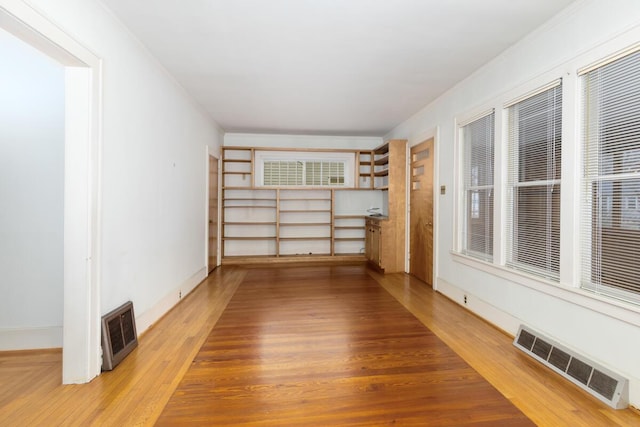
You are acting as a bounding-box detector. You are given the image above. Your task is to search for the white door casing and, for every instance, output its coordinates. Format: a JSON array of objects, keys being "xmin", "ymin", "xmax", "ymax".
[{"xmin": 0, "ymin": 0, "xmax": 102, "ymax": 384}]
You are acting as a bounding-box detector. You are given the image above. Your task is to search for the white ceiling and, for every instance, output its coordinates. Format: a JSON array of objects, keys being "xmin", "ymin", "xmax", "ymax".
[{"xmin": 101, "ymin": 0, "xmax": 576, "ymax": 136}]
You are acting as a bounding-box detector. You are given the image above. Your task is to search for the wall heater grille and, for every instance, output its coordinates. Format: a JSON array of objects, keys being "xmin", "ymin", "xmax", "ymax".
[
  {"xmin": 513, "ymin": 325, "xmax": 628, "ymax": 409},
  {"xmin": 101, "ymin": 301, "xmax": 138, "ymax": 371}
]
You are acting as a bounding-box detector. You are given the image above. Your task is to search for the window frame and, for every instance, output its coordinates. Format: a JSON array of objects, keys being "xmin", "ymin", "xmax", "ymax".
[
  {"xmin": 579, "ymin": 46, "xmax": 640, "ymax": 305},
  {"xmin": 505, "ymin": 80, "xmax": 563, "ymax": 281},
  {"xmin": 457, "ymin": 110, "xmax": 496, "ymax": 261},
  {"xmin": 254, "ymin": 150, "xmax": 355, "ymax": 188},
  {"xmin": 450, "ymin": 39, "xmax": 640, "ymax": 326}
]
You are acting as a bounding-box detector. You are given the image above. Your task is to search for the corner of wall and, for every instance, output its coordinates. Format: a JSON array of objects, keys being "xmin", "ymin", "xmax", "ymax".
[
  {"xmin": 436, "ymin": 277, "xmax": 521, "ymax": 336},
  {"xmin": 135, "ymin": 266, "xmax": 208, "ymax": 334}
]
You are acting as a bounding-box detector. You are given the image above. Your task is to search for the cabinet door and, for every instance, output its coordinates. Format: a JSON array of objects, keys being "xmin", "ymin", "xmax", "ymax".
[
  {"xmin": 371, "ymin": 225, "xmax": 381, "ymax": 267},
  {"xmin": 365, "ymin": 220, "xmax": 373, "ymax": 261}
]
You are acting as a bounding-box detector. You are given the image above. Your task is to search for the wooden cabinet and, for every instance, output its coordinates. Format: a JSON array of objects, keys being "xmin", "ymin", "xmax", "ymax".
[
  {"xmin": 365, "ymin": 218, "xmax": 382, "ymax": 268},
  {"xmin": 364, "ymin": 139, "xmax": 407, "ymax": 273}
]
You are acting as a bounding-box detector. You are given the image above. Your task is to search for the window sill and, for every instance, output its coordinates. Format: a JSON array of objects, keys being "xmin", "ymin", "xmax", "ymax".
[{"xmin": 450, "ymin": 251, "xmax": 640, "ymax": 328}]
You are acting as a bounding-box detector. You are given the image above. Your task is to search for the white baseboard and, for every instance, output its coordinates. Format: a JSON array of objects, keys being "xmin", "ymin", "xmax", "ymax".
[
  {"xmin": 436, "ymin": 277, "xmax": 521, "ymax": 336},
  {"xmin": 0, "ymin": 326, "xmax": 62, "ymax": 350},
  {"xmin": 135, "ymin": 266, "xmax": 208, "ymax": 334}
]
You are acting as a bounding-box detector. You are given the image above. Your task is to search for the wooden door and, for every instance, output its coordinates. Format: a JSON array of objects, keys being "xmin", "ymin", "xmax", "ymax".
[
  {"xmin": 409, "ymin": 139, "xmax": 434, "ymax": 285},
  {"xmin": 208, "ymin": 155, "xmax": 219, "ymax": 273}
]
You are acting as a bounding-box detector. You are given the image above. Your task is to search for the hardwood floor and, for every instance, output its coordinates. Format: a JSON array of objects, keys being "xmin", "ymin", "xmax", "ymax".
[
  {"xmin": 157, "ymin": 266, "xmax": 531, "ymax": 426},
  {"xmin": 0, "ymin": 264, "xmax": 638, "ymax": 426}
]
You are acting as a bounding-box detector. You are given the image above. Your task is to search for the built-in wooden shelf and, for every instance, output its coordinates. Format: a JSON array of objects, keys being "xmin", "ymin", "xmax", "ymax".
[
  {"xmin": 279, "ymin": 209, "xmax": 331, "ymax": 213},
  {"xmin": 224, "ymin": 205, "xmax": 276, "ymax": 209},
  {"xmin": 222, "ymin": 146, "xmax": 384, "ymax": 262},
  {"xmin": 277, "ymin": 252, "xmax": 332, "ymax": 257},
  {"xmin": 374, "ymin": 156, "xmax": 389, "ymax": 165},
  {"xmin": 224, "ymin": 222, "xmax": 277, "ymax": 225},
  {"xmin": 280, "ymin": 198, "xmax": 331, "ymax": 201},
  {"xmin": 280, "ymin": 222, "xmax": 331, "ymax": 226},
  {"xmin": 224, "ymin": 198, "xmax": 276, "ymax": 201},
  {"xmin": 374, "ymin": 169, "xmax": 389, "ymax": 177},
  {"xmin": 374, "ymin": 144, "xmax": 390, "ymax": 155},
  {"xmin": 222, "ymin": 236, "xmax": 276, "ymax": 241},
  {"xmin": 279, "ymin": 237, "xmax": 331, "ymax": 241}
]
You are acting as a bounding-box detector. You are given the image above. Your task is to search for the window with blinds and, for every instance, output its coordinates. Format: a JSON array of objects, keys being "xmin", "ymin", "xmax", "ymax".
[
  {"xmin": 581, "ymin": 48, "xmax": 640, "ymax": 303},
  {"xmin": 305, "ymin": 161, "xmax": 344, "ymax": 186},
  {"xmin": 264, "ymin": 161, "xmax": 303, "ymax": 186},
  {"xmin": 506, "ymin": 82, "xmax": 562, "ymax": 280},
  {"xmin": 461, "ymin": 112, "xmax": 494, "ymax": 260},
  {"xmin": 263, "ymin": 160, "xmax": 345, "ymax": 186}
]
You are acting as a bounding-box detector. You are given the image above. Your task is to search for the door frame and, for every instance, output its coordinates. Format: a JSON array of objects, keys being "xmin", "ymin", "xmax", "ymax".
[
  {"xmin": 405, "ymin": 127, "xmax": 439, "ymax": 289},
  {"xmin": 207, "ymin": 150, "xmax": 220, "ymax": 271},
  {"xmin": 1, "ymin": 1, "xmax": 103, "ymax": 383}
]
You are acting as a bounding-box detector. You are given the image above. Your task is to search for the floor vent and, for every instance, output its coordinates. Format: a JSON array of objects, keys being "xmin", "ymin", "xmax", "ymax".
[
  {"xmin": 514, "ymin": 325, "xmax": 628, "ymax": 409},
  {"xmin": 101, "ymin": 301, "xmax": 138, "ymax": 371}
]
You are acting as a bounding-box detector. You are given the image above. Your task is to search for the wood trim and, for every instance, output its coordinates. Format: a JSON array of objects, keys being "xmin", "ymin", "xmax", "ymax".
[{"xmin": 222, "ymin": 255, "xmax": 366, "ymax": 265}]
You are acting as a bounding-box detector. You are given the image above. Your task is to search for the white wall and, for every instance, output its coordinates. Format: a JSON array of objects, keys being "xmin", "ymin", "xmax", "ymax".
[
  {"xmin": 385, "ymin": 0, "xmax": 640, "ymax": 406},
  {"xmin": 225, "ymin": 132, "xmax": 382, "ymax": 150},
  {"xmin": 20, "ymin": 0, "xmax": 224, "ymax": 336},
  {"xmin": 0, "ymin": 28, "xmax": 65, "ymax": 349}
]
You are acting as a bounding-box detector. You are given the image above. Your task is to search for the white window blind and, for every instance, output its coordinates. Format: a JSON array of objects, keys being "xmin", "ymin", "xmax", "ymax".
[
  {"xmin": 581, "ymin": 48, "xmax": 640, "ymax": 303},
  {"xmin": 305, "ymin": 161, "xmax": 345, "ymax": 186},
  {"xmin": 263, "ymin": 160, "xmax": 345, "ymax": 186},
  {"xmin": 506, "ymin": 82, "xmax": 562, "ymax": 280},
  {"xmin": 264, "ymin": 161, "xmax": 303, "ymax": 186},
  {"xmin": 461, "ymin": 112, "xmax": 494, "ymax": 260}
]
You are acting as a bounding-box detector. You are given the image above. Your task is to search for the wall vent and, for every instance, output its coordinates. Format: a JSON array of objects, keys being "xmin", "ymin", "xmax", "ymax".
[
  {"xmin": 101, "ymin": 301, "xmax": 138, "ymax": 371},
  {"xmin": 513, "ymin": 325, "xmax": 628, "ymax": 409}
]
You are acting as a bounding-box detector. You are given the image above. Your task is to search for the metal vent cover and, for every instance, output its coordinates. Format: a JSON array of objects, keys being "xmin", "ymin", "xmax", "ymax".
[
  {"xmin": 101, "ymin": 301, "xmax": 138, "ymax": 371},
  {"xmin": 514, "ymin": 325, "xmax": 628, "ymax": 409}
]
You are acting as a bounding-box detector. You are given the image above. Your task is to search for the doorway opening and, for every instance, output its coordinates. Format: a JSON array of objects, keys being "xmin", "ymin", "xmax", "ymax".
[
  {"xmin": 208, "ymin": 154, "xmax": 219, "ymax": 272},
  {"xmin": 0, "ymin": 4, "xmax": 102, "ymax": 383}
]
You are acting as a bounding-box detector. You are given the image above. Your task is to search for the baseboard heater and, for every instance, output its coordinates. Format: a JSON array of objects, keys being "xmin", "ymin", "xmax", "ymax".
[
  {"xmin": 101, "ymin": 301, "xmax": 138, "ymax": 371},
  {"xmin": 513, "ymin": 325, "xmax": 628, "ymax": 409}
]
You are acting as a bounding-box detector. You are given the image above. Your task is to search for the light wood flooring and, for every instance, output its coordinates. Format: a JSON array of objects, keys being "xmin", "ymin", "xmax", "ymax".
[{"xmin": 0, "ymin": 264, "xmax": 639, "ymax": 426}]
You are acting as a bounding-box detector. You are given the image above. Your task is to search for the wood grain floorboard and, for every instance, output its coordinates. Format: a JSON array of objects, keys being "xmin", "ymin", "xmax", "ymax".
[
  {"xmin": 156, "ymin": 266, "xmax": 533, "ymax": 426},
  {"xmin": 0, "ymin": 266, "xmax": 245, "ymax": 426},
  {"xmin": 1, "ymin": 265, "xmax": 639, "ymax": 426}
]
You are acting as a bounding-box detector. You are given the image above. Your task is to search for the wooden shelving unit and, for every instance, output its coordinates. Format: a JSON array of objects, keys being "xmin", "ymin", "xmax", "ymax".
[
  {"xmin": 333, "ymin": 214, "xmax": 366, "ymax": 256},
  {"xmin": 221, "ymin": 146, "xmax": 384, "ymax": 263},
  {"xmin": 364, "ymin": 139, "xmax": 407, "ymax": 273},
  {"xmin": 357, "ymin": 150, "xmax": 374, "ymax": 189},
  {"xmin": 373, "ymin": 143, "xmax": 390, "ymax": 190},
  {"xmin": 277, "ymin": 189, "xmax": 332, "ymax": 256}
]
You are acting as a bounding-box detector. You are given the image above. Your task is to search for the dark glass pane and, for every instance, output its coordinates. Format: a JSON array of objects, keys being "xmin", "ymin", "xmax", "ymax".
[
  {"xmin": 516, "ymin": 87, "xmax": 562, "ymax": 182},
  {"xmin": 513, "ymin": 185, "xmax": 560, "ymax": 274},
  {"xmin": 467, "ymin": 189, "xmax": 493, "ymax": 255}
]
